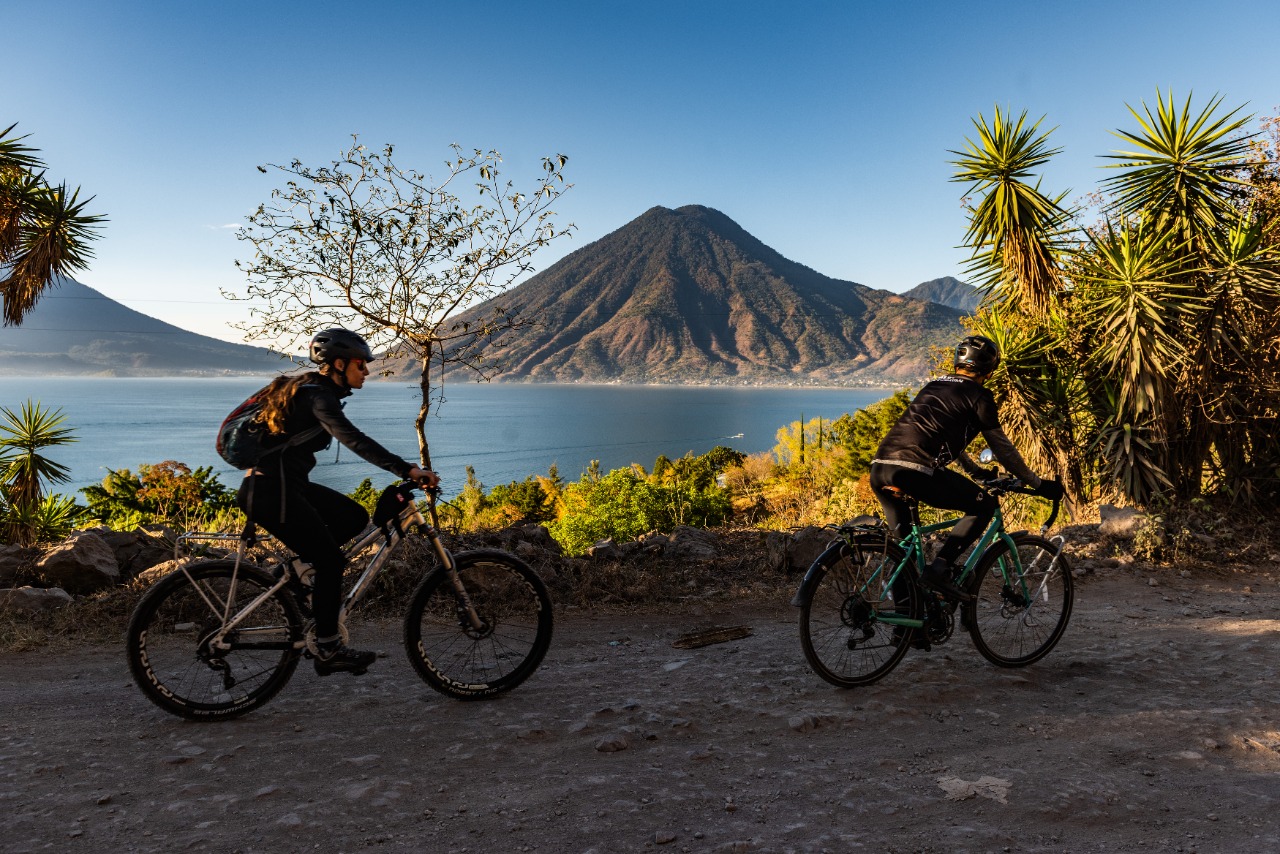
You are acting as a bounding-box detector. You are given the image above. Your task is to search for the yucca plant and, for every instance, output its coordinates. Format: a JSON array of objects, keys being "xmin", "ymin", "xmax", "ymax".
[
  {"xmin": 954, "ymin": 92, "xmax": 1280, "ymax": 507},
  {"xmin": 950, "ymin": 107, "xmax": 1074, "ymax": 315},
  {"xmin": 0, "ymin": 123, "xmax": 105, "ymax": 326},
  {"xmin": 0, "ymin": 400, "xmax": 79, "ymax": 545}
]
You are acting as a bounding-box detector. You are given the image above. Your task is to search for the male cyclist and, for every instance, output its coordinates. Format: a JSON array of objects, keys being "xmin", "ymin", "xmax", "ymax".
[{"xmin": 869, "ymin": 335, "xmax": 1064, "ymax": 602}]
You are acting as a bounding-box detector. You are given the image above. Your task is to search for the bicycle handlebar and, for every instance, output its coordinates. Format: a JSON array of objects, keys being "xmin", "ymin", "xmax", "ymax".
[{"xmin": 977, "ymin": 476, "xmax": 1061, "ymax": 530}]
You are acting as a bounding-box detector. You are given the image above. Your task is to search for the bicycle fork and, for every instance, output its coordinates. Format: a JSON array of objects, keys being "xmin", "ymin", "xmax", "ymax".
[{"xmin": 428, "ymin": 536, "xmax": 489, "ymax": 634}]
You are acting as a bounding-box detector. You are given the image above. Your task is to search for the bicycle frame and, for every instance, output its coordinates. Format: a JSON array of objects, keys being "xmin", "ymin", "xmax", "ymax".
[
  {"xmin": 182, "ymin": 487, "xmax": 488, "ymax": 654},
  {"xmin": 832, "ymin": 500, "xmax": 1038, "ymax": 634}
]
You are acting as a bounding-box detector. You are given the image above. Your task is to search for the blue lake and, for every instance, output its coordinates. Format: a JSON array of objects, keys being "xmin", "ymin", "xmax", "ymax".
[{"xmin": 0, "ymin": 378, "xmax": 893, "ymax": 496}]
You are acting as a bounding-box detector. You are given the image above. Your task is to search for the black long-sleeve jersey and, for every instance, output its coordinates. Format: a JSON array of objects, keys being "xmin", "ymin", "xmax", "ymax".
[
  {"xmin": 264, "ymin": 375, "xmax": 415, "ymax": 483},
  {"xmin": 872, "ymin": 375, "xmax": 1039, "ymax": 484}
]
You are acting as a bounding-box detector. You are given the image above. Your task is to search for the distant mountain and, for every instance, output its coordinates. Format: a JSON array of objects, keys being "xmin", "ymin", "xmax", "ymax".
[
  {"xmin": 0, "ymin": 277, "xmax": 295, "ymax": 376},
  {"xmin": 381, "ymin": 205, "xmax": 965, "ymax": 385},
  {"xmin": 902, "ymin": 277, "xmax": 981, "ymax": 313}
]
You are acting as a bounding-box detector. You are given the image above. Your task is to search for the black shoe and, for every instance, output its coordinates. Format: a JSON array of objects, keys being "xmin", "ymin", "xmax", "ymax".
[
  {"xmin": 314, "ymin": 643, "xmax": 377, "ymax": 676},
  {"xmin": 920, "ymin": 559, "xmax": 973, "ymax": 603}
]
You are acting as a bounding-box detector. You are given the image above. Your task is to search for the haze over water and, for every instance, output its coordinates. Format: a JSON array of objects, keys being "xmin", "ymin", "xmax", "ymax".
[{"xmin": 0, "ymin": 379, "xmax": 892, "ymax": 496}]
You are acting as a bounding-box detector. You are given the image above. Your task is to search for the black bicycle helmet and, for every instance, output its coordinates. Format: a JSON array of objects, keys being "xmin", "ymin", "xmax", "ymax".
[
  {"xmin": 954, "ymin": 335, "xmax": 1000, "ymax": 375},
  {"xmin": 309, "ymin": 328, "xmax": 374, "ymax": 366}
]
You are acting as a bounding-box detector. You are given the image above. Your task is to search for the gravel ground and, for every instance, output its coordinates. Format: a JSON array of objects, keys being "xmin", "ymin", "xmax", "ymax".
[{"xmin": 2, "ymin": 569, "xmax": 1279, "ymax": 853}]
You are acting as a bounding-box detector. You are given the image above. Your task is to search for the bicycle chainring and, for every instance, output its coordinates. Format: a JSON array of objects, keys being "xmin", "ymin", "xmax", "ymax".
[
  {"xmin": 302, "ymin": 621, "xmax": 349, "ymax": 658},
  {"xmin": 925, "ymin": 602, "xmax": 955, "ymax": 645}
]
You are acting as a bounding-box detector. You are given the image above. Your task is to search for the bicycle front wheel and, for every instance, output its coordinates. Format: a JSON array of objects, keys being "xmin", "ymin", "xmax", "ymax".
[
  {"xmin": 403, "ymin": 549, "xmax": 553, "ymax": 700},
  {"xmin": 965, "ymin": 535, "xmax": 1073, "ymax": 667},
  {"xmin": 125, "ymin": 560, "xmax": 303, "ymax": 720},
  {"xmin": 799, "ymin": 538, "xmax": 918, "ymax": 688}
]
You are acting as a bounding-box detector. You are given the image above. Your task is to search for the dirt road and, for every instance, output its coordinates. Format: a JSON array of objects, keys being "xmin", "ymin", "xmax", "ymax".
[{"xmin": 3, "ymin": 570, "xmax": 1278, "ymax": 853}]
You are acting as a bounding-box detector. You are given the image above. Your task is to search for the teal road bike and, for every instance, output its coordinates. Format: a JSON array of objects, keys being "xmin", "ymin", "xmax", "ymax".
[{"xmin": 795, "ymin": 470, "xmax": 1073, "ymax": 688}]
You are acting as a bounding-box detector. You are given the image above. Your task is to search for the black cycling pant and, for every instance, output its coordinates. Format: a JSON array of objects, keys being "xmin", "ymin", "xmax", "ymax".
[
  {"xmin": 869, "ymin": 463, "xmax": 995, "ymax": 566},
  {"xmin": 237, "ymin": 475, "xmax": 369, "ymax": 639}
]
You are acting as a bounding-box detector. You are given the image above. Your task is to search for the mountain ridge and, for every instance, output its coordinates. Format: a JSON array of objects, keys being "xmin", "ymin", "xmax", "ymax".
[
  {"xmin": 0, "ymin": 277, "xmax": 294, "ymax": 376},
  {"xmin": 380, "ymin": 205, "xmax": 968, "ymax": 385}
]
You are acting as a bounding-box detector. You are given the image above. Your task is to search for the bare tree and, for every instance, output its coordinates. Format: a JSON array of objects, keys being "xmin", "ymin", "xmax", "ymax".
[{"xmin": 230, "ymin": 138, "xmax": 573, "ymax": 468}]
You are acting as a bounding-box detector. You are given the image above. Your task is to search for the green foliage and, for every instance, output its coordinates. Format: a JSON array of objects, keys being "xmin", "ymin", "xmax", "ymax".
[
  {"xmin": 549, "ymin": 464, "xmax": 732, "ymax": 556},
  {"xmin": 442, "ymin": 465, "xmax": 559, "ymax": 533},
  {"xmin": 0, "ymin": 400, "xmax": 82, "ymax": 545},
  {"xmin": 81, "ymin": 461, "xmax": 237, "ymax": 531},
  {"xmin": 347, "ymin": 478, "xmax": 382, "ymax": 516},
  {"xmin": 0, "ymin": 123, "xmax": 105, "ymax": 325},
  {"xmin": 832, "ymin": 390, "xmax": 913, "ymax": 481}
]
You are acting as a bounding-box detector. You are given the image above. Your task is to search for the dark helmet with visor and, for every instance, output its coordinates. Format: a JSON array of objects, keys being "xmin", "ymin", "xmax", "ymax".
[
  {"xmin": 954, "ymin": 335, "xmax": 1000, "ymax": 375},
  {"xmin": 309, "ymin": 328, "xmax": 374, "ymax": 366}
]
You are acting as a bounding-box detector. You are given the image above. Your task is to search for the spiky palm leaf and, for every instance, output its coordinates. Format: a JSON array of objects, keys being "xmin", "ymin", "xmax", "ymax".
[
  {"xmin": 1074, "ymin": 219, "xmax": 1196, "ymax": 423},
  {"xmin": 0, "ymin": 124, "xmax": 105, "ymax": 326},
  {"xmin": 1102, "ymin": 92, "xmax": 1254, "ymax": 252},
  {"xmin": 950, "ymin": 107, "xmax": 1073, "ymax": 314},
  {"xmin": 1091, "ymin": 394, "xmax": 1174, "ymax": 505},
  {"xmin": 1, "ymin": 183, "xmax": 104, "ymax": 325}
]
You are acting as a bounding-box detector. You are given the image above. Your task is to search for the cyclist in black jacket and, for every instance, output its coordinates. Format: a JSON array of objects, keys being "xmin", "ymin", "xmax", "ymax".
[
  {"xmin": 870, "ymin": 335, "xmax": 1064, "ymax": 602},
  {"xmin": 238, "ymin": 328, "xmax": 437, "ymax": 675}
]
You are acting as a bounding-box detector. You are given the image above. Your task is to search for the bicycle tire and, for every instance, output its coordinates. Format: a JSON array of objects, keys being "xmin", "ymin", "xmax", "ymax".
[
  {"xmin": 799, "ymin": 537, "xmax": 919, "ymax": 688},
  {"xmin": 403, "ymin": 549, "xmax": 553, "ymax": 700},
  {"xmin": 964, "ymin": 534, "xmax": 1073, "ymax": 667},
  {"xmin": 126, "ymin": 560, "xmax": 303, "ymax": 720}
]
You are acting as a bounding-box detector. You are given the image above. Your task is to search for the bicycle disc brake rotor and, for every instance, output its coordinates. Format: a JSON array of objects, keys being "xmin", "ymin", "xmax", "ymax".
[{"xmin": 999, "ymin": 584, "xmax": 1031, "ymax": 619}]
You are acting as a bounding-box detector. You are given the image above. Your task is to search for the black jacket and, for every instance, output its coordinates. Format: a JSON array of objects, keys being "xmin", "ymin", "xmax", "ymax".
[
  {"xmin": 873, "ymin": 375, "xmax": 1039, "ymax": 485},
  {"xmin": 264, "ymin": 376, "xmax": 415, "ymax": 483}
]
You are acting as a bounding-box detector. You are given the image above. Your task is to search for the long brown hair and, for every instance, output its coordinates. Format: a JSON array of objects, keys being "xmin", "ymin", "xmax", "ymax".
[{"xmin": 256, "ymin": 369, "xmax": 333, "ymax": 433}]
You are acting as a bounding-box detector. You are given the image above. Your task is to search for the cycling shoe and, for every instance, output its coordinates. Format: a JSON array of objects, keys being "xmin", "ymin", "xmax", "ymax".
[{"xmin": 314, "ymin": 643, "xmax": 377, "ymax": 676}]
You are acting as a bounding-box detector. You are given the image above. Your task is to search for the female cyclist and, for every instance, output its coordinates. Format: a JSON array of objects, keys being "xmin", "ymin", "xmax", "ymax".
[{"xmin": 238, "ymin": 328, "xmax": 437, "ymax": 675}]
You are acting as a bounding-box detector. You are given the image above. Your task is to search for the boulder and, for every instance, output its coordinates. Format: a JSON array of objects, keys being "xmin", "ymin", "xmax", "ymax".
[
  {"xmin": 587, "ymin": 538, "xmax": 621, "ymax": 560},
  {"xmin": 667, "ymin": 526, "xmax": 719, "ymax": 561},
  {"xmin": 788, "ymin": 526, "xmax": 832, "ymax": 573},
  {"xmin": 638, "ymin": 531, "xmax": 670, "ymax": 555},
  {"xmin": 33, "ymin": 531, "xmax": 120, "ymax": 593},
  {"xmin": 515, "ymin": 523, "xmax": 563, "ymax": 555},
  {"xmin": 84, "ymin": 527, "xmax": 174, "ymax": 581},
  {"xmin": 1098, "ymin": 505, "xmax": 1145, "ymax": 539},
  {"xmin": 762, "ymin": 531, "xmax": 790, "ymax": 572},
  {"xmin": 0, "ymin": 586, "xmax": 73, "ymax": 613},
  {"xmin": 133, "ymin": 558, "xmax": 186, "ymax": 587},
  {"xmin": 0, "ymin": 543, "xmax": 37, "ymax": 586}
]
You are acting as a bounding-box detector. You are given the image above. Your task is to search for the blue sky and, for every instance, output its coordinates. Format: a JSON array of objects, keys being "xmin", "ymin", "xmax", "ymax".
[{"xmin": 5, "ymin": 0, "xmax": 1279, "ymax": 344}]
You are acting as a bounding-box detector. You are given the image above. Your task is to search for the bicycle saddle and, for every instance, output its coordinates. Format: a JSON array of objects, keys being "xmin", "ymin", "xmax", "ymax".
[{"xmin": 878, "ymin": 484, "xmax": 917, "ymax": 503}]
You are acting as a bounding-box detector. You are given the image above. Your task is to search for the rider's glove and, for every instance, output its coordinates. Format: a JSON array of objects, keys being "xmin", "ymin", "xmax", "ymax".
[{"xmin": 1033, "ymin": 478, "xmax": 1065, "ymax": 501}]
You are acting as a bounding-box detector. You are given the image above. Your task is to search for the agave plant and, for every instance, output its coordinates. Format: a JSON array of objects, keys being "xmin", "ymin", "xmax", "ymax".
[{"xmin": 1102, "ymin": 92, "xmax": 1254, "ymax": 255}]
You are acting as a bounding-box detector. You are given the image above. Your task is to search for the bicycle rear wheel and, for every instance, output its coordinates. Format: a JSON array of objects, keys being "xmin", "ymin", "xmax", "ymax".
[
  {"xmin": 964, "ymin": 535, "xmax": 1073, "ymax": 667},
  {"xmin": 126, "ymin": 560, "xmax": 303, "ymax": 719},
  {"xmin": 799, "ymin": 538, "xmax": 918, "ymax": 688},
  {"xmin": 403, "ymin": 549, "xmax": 553, "ymax": 700}
]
